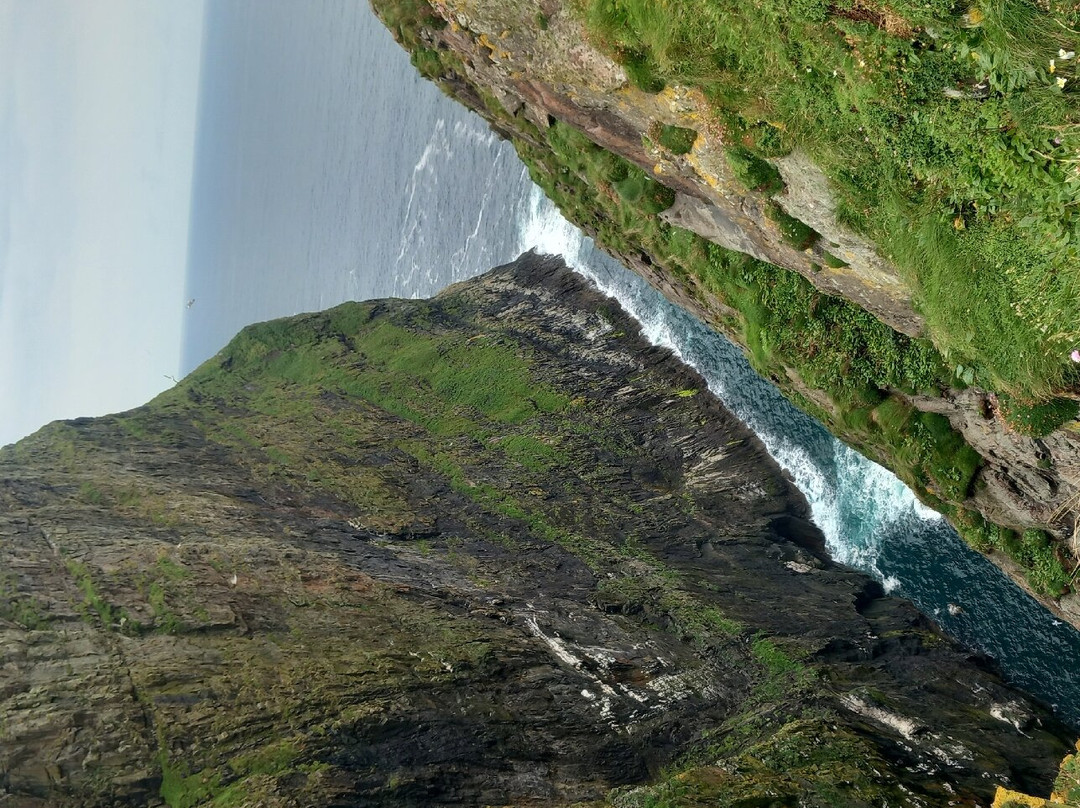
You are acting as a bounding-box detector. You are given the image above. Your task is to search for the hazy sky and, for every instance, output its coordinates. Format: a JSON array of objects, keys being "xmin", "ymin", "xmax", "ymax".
[{"xmin": 0, "ymin": 1, "xmax": 205, "ymax": 446}]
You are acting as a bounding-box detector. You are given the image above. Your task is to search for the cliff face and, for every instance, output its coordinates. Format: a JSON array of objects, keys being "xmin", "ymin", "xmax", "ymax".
[
  {"xmin": 0, "ymin": 255, "xmax": 1075, "ymax": 806},
  {"xmin": 371, "ymin": 0, "xmax": 1080, "ymax": 625}
]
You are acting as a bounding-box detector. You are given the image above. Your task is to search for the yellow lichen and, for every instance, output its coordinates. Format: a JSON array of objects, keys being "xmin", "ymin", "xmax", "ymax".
[{"xmin": 992, "ymin": 788, "xmax": 1053, "ymax": 807}]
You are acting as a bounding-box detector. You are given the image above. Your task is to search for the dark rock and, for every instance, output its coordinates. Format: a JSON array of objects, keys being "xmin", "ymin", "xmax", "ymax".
[{"xmin": 0, "ymin": 255, "xmax": 1073, "ymax": 806}]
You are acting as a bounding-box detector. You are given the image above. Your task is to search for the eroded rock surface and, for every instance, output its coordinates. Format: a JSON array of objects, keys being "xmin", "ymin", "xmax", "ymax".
[{"xmin": 0, "ymin": 255, "xmax": 1074, "ymax": 806}]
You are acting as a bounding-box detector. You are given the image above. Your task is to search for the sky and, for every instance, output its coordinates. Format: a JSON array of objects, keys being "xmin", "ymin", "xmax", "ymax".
[{"xmin": 0, "ymin": 1, "xmax": 205, "ymax": 447}]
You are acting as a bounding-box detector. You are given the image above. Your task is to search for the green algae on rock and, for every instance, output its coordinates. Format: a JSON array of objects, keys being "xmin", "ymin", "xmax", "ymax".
[{"xmin": 0, "ymin": 254, "xmax": 1075, "ymax": 806}]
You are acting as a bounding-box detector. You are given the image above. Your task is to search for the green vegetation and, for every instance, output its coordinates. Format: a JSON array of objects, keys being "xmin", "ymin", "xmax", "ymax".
[
  {"xmin": 159, "ymin": 758, "xmax": 222, "ymax": 808},
  {"xmin": 1056, "ymin": 744, "xmax": 1080, "ymax": 803},
  {"xmin": 726, "ymin": 146, "xmax": 785, "ymax": 195},
  {"xmin": 574, "ymin": 0, "xmax": 1080, "ymax": 400},
  {"xmin": 605, "ymin": 662, "xmax": 900, "ymax": 807},
  {"xmin": 822, "ymin": 250, "xmax": 849, "ymax": 268},
  {"xmin": 998, "ymin": 393, "xmax": 1080, "ymax": 436},
  {"xmin": 613, "ymin": 166, "xmax": 677, "ymax": 213},
  {"xmin": 197, "ymin": 311, "xmax": 569, "ymax": 435},
  {"xmin": 954, "ymin": 513, "xmax": 1071, "ymax": 595},
  {"xmin": 0, "ymin": 573, "xmax": 48, "ymax": 630},
  {"xmin": 765, "ymin": 201, "xmax": 820, "ymax": 250},
  {"xmin": 65, "ymin": 557, "xmax": 121, "ymax": 630},
  {"xmin": 502, "ymin": 96, "xmax": 1080, "ymax": 576},
  {"xmin": 655, "ymin": 124, "xmax": 698, "ymax": 155}
]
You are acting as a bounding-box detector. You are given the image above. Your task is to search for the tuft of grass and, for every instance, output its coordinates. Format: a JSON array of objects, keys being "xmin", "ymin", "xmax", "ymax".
[
  {"xmin": 657, "ymin": 124, "xmax": 699, "ymax": 154},
  {"xmin": 751, "ymin": 635, "xmax": 803, "ymax": 676},
  {"xmin": 613, "ymin": 168, "xmax": 676, "ymax": 213},
  {"xmin": 998, "ymin": 394, "xmax": 1079, "ymax": 437},
  {"xmin": 726, "ymin": 147, "xmax": 785, "ymax": 195},
  {"xmin": 622, "ymin": 50, "xmax": 666, "ymax": 92},
  {"xmin": 765, "ymin": 202, "xmax": 819, "ymax": 250},
  {"xmin": 1013, "ymin": 529, "xmax": 1072, "ymax": 596},
  {"xmin": 0, "ymin": 573, "xmax": 49, "ymax": 630}
]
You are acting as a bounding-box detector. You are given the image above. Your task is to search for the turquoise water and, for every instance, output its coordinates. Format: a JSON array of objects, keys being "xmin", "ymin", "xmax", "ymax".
[{"xmin": 183, "ymin": 1, "xmax": 1080, "ymax": 727}]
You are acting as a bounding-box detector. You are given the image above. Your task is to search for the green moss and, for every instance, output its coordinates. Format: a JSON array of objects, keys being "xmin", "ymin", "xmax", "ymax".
[
  {"xmin": 160, "ymin": 758, "xmax": 222, "ymax": 808},
  {"xmin": 497, "ymin": 434, "xmax": 567, "ymax": 472},
  {"xmin": 751, "ymin": 636, "xmax": 803, "ymax": 675},
  {"xmin": 228, "ymin": 740, "xmax": 301, "ymax": 777}
]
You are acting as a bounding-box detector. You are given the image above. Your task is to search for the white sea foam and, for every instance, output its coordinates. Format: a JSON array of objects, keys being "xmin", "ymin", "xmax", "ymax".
[{"xmin": 515, "ymin": 185, "xmax": 942, "ymax": 585}]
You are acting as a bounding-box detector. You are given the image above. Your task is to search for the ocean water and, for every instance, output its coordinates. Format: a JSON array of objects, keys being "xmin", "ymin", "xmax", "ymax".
[
  {"xmin": 182, "ymin": 0, "xmax": 533, "ymax": 367},
  {"xmin": 183, "ymin": 1, "xmax": 1080, "ymax": 727}
]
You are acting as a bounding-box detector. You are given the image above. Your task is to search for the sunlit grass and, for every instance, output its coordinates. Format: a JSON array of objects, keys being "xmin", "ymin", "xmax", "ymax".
[{"xmin": 573, "ymin": 0, "xmax": 1080, "ymax": 400}]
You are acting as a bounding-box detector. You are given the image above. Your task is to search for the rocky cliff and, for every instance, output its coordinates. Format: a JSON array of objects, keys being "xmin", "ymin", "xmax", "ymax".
[
  {"xmin": 370, "ymin": 0, "xmax": 1080, "ymax": 627},
  {"xmin": 1, "ymin": 254, "xmax": 1076, "ymax": 806}
]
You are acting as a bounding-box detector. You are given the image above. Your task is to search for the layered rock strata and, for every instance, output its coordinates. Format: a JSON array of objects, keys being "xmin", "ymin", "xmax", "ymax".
[{"xmin": 0, "ymin": 254, "xmax": 1075, "ymax": 806}]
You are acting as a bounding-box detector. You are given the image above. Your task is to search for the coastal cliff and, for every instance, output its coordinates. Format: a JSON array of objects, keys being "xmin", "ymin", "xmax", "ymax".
[
  {"xmin": 2, "ymin": 254, "xmax": 1076, "ymax": 806},
  {"xmin": 371, "ymin": 0, "xmax": 1080, "ymax": 626}
]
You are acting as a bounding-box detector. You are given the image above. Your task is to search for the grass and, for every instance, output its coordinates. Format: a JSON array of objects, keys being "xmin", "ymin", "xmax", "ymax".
[
  {"xmin": 954, "ymin": 511, "xmax": 1072, "ymax": 595},
  {"xmin": 998, "ymin": 392, "xmax": 1080, "ymax": 436},
  {"xmin": 65, "ymin": 557, "xmax": 120, "ymax": 630},
  {"xmin": 201, "ymin": 312, "xmax": 570, "ymax": 435},
  {"xmin": 572, "ymin": 0, "xmax": 1080, "ymax": 401},
  {"xmin": 725, "ymin": 147, "xmax": 785, "ymax": 195},
  {"xmin": 655, "ymin": 123, "xmax": 698, "ymax": 155}
]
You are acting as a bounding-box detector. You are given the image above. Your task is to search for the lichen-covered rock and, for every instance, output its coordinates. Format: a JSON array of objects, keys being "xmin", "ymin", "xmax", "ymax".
[{"xmin": 0, "ymin": 254, "xmax": 1075, "ymax": 805}]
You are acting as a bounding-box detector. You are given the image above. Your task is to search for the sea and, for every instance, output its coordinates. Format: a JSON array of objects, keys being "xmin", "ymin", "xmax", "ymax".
[{"xmin": 182, "ymin": 0, "xmax": 1080, "ymax": 728}]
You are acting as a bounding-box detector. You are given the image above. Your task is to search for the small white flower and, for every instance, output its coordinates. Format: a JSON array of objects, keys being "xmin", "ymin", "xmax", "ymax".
[
  {"xmin": 1059, "ymin": 48, "xmax": 1075, "ymax": 60},
  {"xmin": 1050, "ymin": 58, "xmax": 1056, "ymax": 73},
  {"xmin": 1058, "ymin": 76, "xmax": 1068, "ymax": 89}
]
